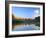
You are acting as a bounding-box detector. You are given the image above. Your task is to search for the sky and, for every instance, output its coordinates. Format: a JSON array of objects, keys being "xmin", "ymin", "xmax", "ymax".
[{"xmin": 12, "ymin": 7, "xmax": 40, "ymax": 19}]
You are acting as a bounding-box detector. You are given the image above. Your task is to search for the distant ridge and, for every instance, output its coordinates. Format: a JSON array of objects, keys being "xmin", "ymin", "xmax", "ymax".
[{"xmin": 12, "ymin": 14, "xmax": 33, "ymax": 20}]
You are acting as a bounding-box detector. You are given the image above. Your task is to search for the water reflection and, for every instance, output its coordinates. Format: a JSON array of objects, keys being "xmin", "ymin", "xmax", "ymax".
[
  {"xmin": 12, "ymin": 15, "xmax": 40, "ymax": 31},
  {"xmin": 12, "ymin": 24, "xmax": 40, "ymax": 31}
]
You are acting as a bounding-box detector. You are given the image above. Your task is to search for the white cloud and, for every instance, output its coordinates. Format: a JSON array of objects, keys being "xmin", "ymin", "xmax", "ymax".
[
  {"xmin": 32, "ymin": 10, "xmax": 40, "ymax": 19},
  {"xmin": 34, "ymin": 10, "xmax": 39, "ymax": 14}
]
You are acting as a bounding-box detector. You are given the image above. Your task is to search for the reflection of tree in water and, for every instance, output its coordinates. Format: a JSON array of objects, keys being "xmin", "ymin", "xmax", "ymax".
[{"xmin": 12, "ymin": 14, "xmax": 40, "ymax": 29}]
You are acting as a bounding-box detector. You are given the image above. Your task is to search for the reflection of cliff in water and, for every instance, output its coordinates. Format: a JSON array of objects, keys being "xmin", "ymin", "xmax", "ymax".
[
  {"xmin": 12, "ymin": 14, "xmax": 40, "ymax": 30},
  {"xmin": 12, "ymin": 24, "xmax": 40, "ymax": 31}
]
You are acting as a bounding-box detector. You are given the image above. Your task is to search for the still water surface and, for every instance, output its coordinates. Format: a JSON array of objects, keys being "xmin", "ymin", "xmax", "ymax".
[{"xmin": 12, "ymin": 24, "xmax": 40, "ymax": 31}]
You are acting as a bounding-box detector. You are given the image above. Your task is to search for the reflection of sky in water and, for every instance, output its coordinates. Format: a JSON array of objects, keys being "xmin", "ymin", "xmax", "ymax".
[
  {"xmin": 12, "ymin": 7, "xmax": 40, "ymax": 19},
  {"xmin": 13, "ymin": 24, "xmax": 40, "ymax": 31}
]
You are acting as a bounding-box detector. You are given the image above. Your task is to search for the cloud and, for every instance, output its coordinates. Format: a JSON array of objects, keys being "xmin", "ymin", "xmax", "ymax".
[
  {"xmin": 32, "ymin": 10, "xmax": 40, "ymax": 19},
  {"xmin": 34, "ymin": 10, "xmax": 39, "ymax": 14}
]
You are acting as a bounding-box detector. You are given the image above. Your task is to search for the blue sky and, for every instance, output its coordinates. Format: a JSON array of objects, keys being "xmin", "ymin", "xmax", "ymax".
[{"xmin": 12, "ymin": 7, "xmax": 40, "ymax": 19}]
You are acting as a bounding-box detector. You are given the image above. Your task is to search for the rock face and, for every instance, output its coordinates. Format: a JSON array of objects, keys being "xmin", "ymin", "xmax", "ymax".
[
  {"xmin": 12, "ymin": 14, "xmax": 33, "ymax": 20},
  {"xmin": 12, "ymin": 14, "xmax": 16, "ymax": 19}
]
